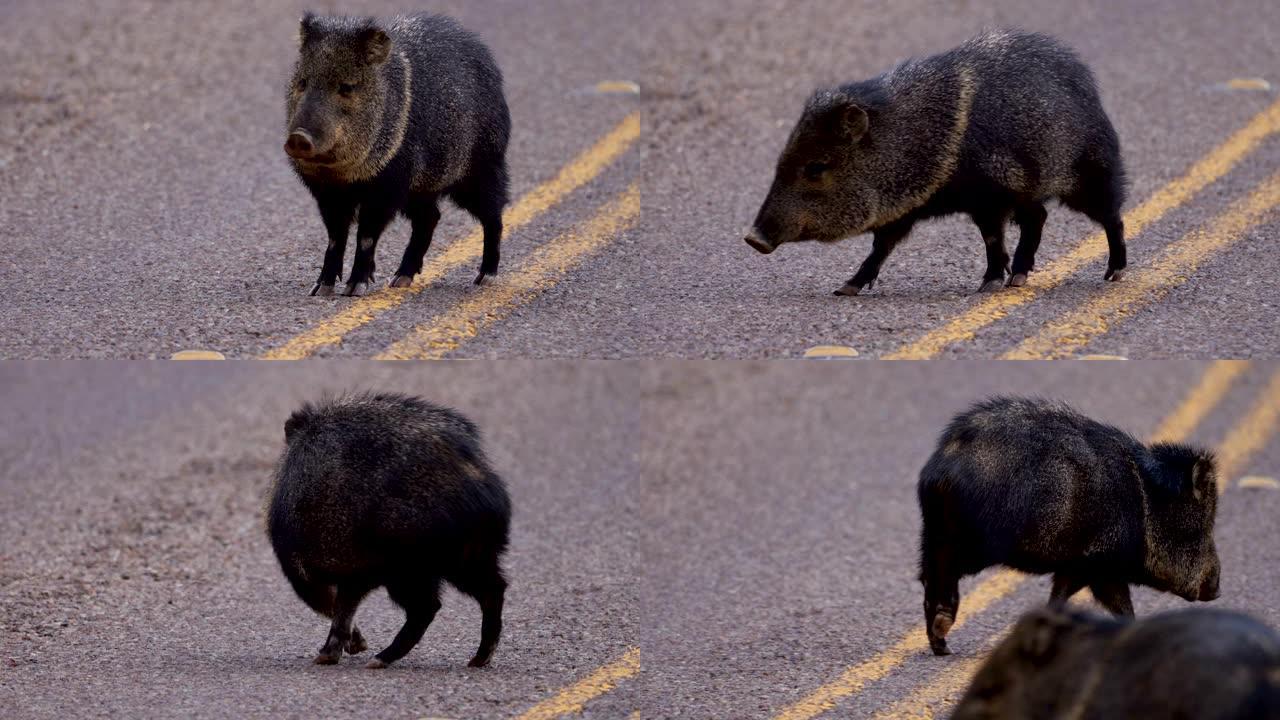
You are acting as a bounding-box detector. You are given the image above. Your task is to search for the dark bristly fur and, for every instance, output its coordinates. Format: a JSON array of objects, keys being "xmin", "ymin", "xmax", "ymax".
[
  {"xmin": 746, "ymin": 29, "xmax": 1128, "ymax": 295},
  {"xmin": 951, "ymin": 607, "xmax": 1280, "ymax": 720},
  {"xmin": 917, "ymin": 397, "xmax": 1220, "ymax": 656},
  {"xmin": 267, "ymin": 392, "xmax": 511, "ymax": 668},
  {"xmin": 285, "ymin": 13, "xmax": 510, "ymax": 297}
]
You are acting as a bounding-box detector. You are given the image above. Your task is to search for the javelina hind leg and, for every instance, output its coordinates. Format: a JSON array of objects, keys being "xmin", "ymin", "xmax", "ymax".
[
  {"xmin": 390, "ymin": 197, "xmax": 442, "ymax": 288},
  {"xmin": 974, "ymin": 212, "xmax": 1012, "ymax": 293},
  {"xmin": 453, "ymin": 177, "xmax": 506, "ymax": 285},
  {"xmin": 314, "ymin": 584, "xmax": 370, "ymax": 665},
  {"xmin": 1089, "ymin": 581, "xmax": 1134, "ymax": 617},
  {"xmin": 836, "ymin": 219, "xmax": 914, "ymax": 296},
  {"xmin": 311, "ymin": 197, "xmax": 356, "ymax": 296},
  {"xmin": 368, "ymin": 578, "xmax": 443, "ymax": 668},
  {"xmin": 1009, "ymin": 202, "xmax": 1048, "ymax": 287},
  {"xmin": 1048, "ymin": 572, "xmax": 1087, "ymax": 607},
  {"xmin": 921, "ymin": 548, "xmax": 961, "ymax": 655},
  {"xmin": 345, "ymin": 203, "xmax": 397, "ymax": 297},
  {"xmin": 464, "ymin": 574, "xmax": 507, "ymax": 668}
]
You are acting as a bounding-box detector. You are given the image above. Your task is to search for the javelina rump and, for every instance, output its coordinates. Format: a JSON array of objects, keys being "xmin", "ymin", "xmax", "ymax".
[
  {"xmin": 918, "ymin": 397, "xmax": 1220, "ymax": 655},
  {"xmin": 951, "ymin": 607, "xmax": 1280, "ymax": 720},
  {"xmin": 746, "ymin": 29, "xmax": 1127, "ymax": 295},
  {"xmin": 267, "ymin": 393, "xmax": 510, "ymax": 668},
  {"xmin": 285, "ymin": 13, "xmax": 510, "ymax": 296}
]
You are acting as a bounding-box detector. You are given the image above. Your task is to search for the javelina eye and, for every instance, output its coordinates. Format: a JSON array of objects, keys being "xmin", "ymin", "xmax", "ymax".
[
  {"xmin": 295, "ymin": 78, "xmax": 307, "ymax": 92},
  {"xmin": 803, "ymin": 161, "xmax": 831, "ymax": 180},
  {"xmin": 338, "ymin": 82, "xmax": 357, "ymax": 97}
]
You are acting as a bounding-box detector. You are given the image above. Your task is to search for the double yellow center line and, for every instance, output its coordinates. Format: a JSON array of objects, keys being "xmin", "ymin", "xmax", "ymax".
[
  {"xmin": 262, "ymin": 113, "xmax": 640, "ymax": 360},
  {"xmin": 772, "ymin": 359, "xmax": 1270, "ymax": 720}
]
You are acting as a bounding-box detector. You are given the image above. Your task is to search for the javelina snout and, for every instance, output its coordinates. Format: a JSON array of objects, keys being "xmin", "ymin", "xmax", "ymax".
[
  {"xmin": 1199, "ymin": 561, "xmax": 1221, "ymax": 601},
  {"xmin": 267, "ymin": 392, "xmax": 511, "ymax": 669},
  {"xmin": 744, "ymin": 228, "xmax": 777, "ymax": 255},
  {"xmin": 283, "ymin": 130, "xmax": 316, "ymax": 160}
]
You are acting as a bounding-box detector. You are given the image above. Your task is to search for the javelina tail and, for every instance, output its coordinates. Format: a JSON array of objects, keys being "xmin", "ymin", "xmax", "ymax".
[{"xmin": 277, "ymin": 555, "xmax": 336, "ymax": 618}]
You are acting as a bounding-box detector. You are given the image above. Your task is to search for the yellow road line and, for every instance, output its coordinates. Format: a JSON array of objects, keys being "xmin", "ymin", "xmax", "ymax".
[
  {"xmin": 881, "ymin": 366, "xmax": 1280, "ymax": 719},
  {"xmin": 261, "ymin": 113, "xmax": 640, "ymax": 360},
  {"xmin": 885, "ymin": 98, "xmax": 1280, "ymax": 359},
  {"xmin": 1215, "ymin": 368, "xmax": 1280, "ymax": 492},
  {"xmin": 512, "ymin": 647, "xmax": 640, "ymax": 720},
  {"xmin": 869, "ymin": 632, "xmax": 1006, "ymax": 720},
  {"xmin": 770, "ymin": 360, "xmax": 1244, "ymax": 720},
  {"xmin": 772, "ymin": 570, "xmax": 1024, "ymax": 720},
  {"xmin": 377, "ymin": 184, "xmax": 640, "ymax": 359},
  {"xmin": 1004, "ymin": 174, "xmax": 1280, "ymax": 359}
]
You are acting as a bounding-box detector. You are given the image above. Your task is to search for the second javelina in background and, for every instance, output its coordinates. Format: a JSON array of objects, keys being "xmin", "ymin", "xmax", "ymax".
[
  {"xmin": 950, "ymin": 607, "xmax": 1280, "ymax": 720},
  {"xmin": 917, "ymin": 396, "xmax": 1220, "ymax": 655},
  {"xmin": 267, "ymin": 392, "xmax": 511, "ymax": 668},
  {"xmin": 284, "ymin": 13, "xmax": 510, "ymax": 297},
  {"xmin": 745, "ymin": 29, "xmax": 1127, "ymax": 295}
]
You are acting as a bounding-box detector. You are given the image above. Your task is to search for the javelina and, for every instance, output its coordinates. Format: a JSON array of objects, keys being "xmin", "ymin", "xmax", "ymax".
[
  {"xmin": 285, "ymin": 13, "xmax": 510, "ymax": 296},
  {"xmin": 267, "ymin": 392, "xmax": 510, "ymax": 668},
  {"xmin": 745, "ymin": 29, "xmax": 1127, "ymax": 295},
  {"xmin": 918, "ymin": 397, "xmax": 1220, "ymax": 656},
  {"xmin": 951, "ymin": 607, "xmax": 1280, "ymax": 720}
]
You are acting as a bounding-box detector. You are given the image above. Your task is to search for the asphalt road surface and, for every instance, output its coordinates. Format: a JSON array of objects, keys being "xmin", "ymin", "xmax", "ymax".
[
  {"xmin": 4, "ymin": 360, "xmax": 1280, "ymax": 718},
  {"xmin": 4, "ymin": 1, "xmax": 1279, "ymax": 358}
]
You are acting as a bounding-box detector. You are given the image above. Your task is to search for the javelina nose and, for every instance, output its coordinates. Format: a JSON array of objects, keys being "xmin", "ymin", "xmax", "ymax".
[
  {"xmin": 1199, "ymin": 571, "xmax": 1220, "ymax": 601},
  {"xmin": 285, "ymin": 130, "xmax": 315, "ymax": 159},
  {"xmin": 745, "ymin": 228, "xmax": 777, "ymax": 255}
]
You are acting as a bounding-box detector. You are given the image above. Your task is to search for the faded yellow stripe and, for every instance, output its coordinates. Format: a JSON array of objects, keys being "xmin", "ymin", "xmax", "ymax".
[
  {"xmin": 869, "ymin": 632, "xmax": 1006, "ymax": 720},
  {"xmin": 771, "ymin": 360, "xmax": 1243, "ymax": 720},
  {"xmin": 1215, "ymin": 368, "xmax": 1280, "ymax": 490},
  {"xmin": 771, "ymin": 570, "xmax": 1024, "ymax": 720},
  {"xmin": 885, "ymin": 98, "xmax": 1280, "ymax": 359},
  {"xmin": 513, "ymin": 647, "xmax": 640, "ymax": 720},
  {"xmin": 262, "ymin": 113, "xmax": 640, "ymax": 359},
  {"xmin": 1004, "ymin": 174, "xmax": 1280, "ymax": 359},
  {"xmin": 377, "ymin": 184, "xmax": 640, "ymax": 359}
]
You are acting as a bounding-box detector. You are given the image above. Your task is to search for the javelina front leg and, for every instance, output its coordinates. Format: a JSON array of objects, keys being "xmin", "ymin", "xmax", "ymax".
[
  {"xmin": 453, "ymin": 184, "xmax": 505, "ymax": 285},
  {"xmin": 836, "ymin": 220, "xmax": 913, "ymax": 296},
  {"xmin": 1102, "ymin": 218, "xmax": 1126, "ymax": 282},
  {"xmin": 974, "ymin": 212, "xmax": 1012, "ymax": 293},
  {"xmin": 1089, "ymin": 581, "xmax": 1134, "ymax": 617},
  {"xmin": 1047, "ymin": 572, "xmax": 1087, "ymax": 608},
  {"xmin": 390, "ymin": 197, "xmax": 441, "ymax": 288},
  {"xmin": 368, "ymin": 579, "xmax": 442, "ymax": 669},
  {"xmin": 311, "ymin": 198, "xmax": 355, "ymax": 296},
  {"xmin": 1009, "ymin": 202, "xmax": 1048, "ymax": 287},
  {"xmin": 345, "ymin": 205, "xmax": 396, "ymax": 297}
]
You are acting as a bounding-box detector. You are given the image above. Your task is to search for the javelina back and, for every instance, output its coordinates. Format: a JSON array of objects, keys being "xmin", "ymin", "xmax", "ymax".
[
  {"xmin": 745, "ymin": 29, "xmax": 1127, "ymax": 295},
  {"xmin": 267, "ymin": 392, "xmax": 510, "ymax": 668},
  {"xmin": 285, "ymin": 13, "xmax": 510, "ymax": 296},
  {"xmin": 918, "ymin": 397, "xmax": 1220, "ymax": 655},
  {"xmin": 951, "ymin": 607, "xmax": 1280, "ymax": 720}
]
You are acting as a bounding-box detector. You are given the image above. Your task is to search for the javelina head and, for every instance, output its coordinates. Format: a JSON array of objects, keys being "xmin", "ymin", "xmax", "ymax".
[
  {"xmin": 1143, "ymin": 444, "xmax": 1221, "ymax": 602},
  {"xmin": 746, "ymin": 90, "xmax": 879, "ymax": 254},
  {"xmin": 285, "ymin": 14, "xmax": 392, "ymax": 176},
  {"xmin": 951, "ymin": 608, "xmax": 1119, "ymax": 720}
]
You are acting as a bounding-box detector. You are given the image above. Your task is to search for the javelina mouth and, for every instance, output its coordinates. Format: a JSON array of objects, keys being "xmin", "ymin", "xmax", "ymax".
[{"xmin": 744, "ymin": 230, "xmax": 777, "ymax": 255}]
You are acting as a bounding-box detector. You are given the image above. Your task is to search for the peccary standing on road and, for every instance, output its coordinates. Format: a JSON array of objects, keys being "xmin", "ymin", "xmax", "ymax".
[
  {"xmin": 950, "ymin": 607, "xmax": 1280, "ymax": 720},
  {"xmin": 284, "ymin": 13, "xmax": 510, "ymax": 296},
  {"xmin": 267, "ymin": 393, "xmax": 511, "ymax": 668},
  {"xmin": 745, "ymin": 29, "xmax": 1127, "ymax": 295},
  {"xmin": 918, "ymin": 397, "xmax": 1220, "ymax": 656}
]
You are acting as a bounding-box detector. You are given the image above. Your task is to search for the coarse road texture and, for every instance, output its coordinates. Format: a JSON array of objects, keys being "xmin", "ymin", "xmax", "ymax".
[
  {"xmin": 6, "ymin": 361, "xmax": 1279, "ymax": 719},
  {"xmin": 4, "ymin": 1, "xmax": 1280, "ymax": 359},
  {"xmin": 0, "ymin": 363, "xmax": 639, "ymax": 719}
]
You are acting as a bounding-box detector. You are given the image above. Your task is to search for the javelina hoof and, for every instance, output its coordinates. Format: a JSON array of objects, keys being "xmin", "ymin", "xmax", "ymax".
[
  {"xmin": 1106, "ymin": 268, "xmax": 1126, "ymax": 282},
  {"xmin": 978, "ymin": 278, "xmax": 1005, "ymax": 293},
  {"xmin": 1007, "ymin": 273, "xmax": 1028, "ymax": 288},
  {"xmin": 365, "ymin": 658, "xmax": 388, "ymax": 669},
  {"xmin": 389, "ymin": 275, "xmax": 414, "ymax": 289},
  {"xmin": 467, "ymin": 655, "xmax": 491, "ymax": 668},
  {"xmin": 310, "ymin": 283, "xmax": 336, "ymax": 297},
  {"xmin": 313, "ymin": 651, "xmax": 341, "ymax": 665},
  {"xmin": 473, "ymin": 271, "xmax": 491, "ymax": 286},
  {"xmin": 345, "ymin": 629, "xmax": 367, "ymax": 655},
  {"xmin": 343, "ymin": 281, "xmax": 371, "ymax": 297},
  {"xmin": 929, "ymin": 638, "xmax": 952, "ymax": 656},
  {"xmin": 833, "ymin": 282, "xmax": 863, "ymax": 297}
]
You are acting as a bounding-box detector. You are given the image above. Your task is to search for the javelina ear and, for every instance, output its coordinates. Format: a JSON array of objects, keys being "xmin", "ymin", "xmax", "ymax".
[
  {"xmin": 284, "ymin": 413, "xmax": 307, "ymax": 441},
  {"xmin": 357, "ymin": 25, "xmax": 392, "ymax": 65},
  {"xmin": 1014, "ymin": 609, "xmax": 1074, "ymax": 663},
  {"xmin": 839, "ymin": 104, "xmax": 870, "ymax": 141},
  {"xmin": 298, "ymin": 11, "xmax": 319, "ymax": 47},
  {"xmin": 1190, "ymin": 456, "xmax": 1218, "ymax": 499}
]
